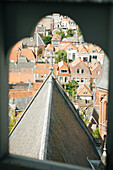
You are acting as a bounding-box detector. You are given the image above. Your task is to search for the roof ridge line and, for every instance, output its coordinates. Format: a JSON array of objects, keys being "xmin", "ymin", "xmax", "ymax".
[
  {"xmin": 39, "ymin": 75, "xmax": 53, "ymax": 160},
  {"xmin": 9, "ymin": 71, "xmax": 52, "ymax": 137}
]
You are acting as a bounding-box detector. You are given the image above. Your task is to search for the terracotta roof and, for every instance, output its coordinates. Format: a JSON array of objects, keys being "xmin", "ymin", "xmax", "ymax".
[
  {"xmin": 58, "ymin": 61, "xmax": 70, "ymax": 75},
  {"xmin": 77, "ymin": 44, "xmax": 89, "ymax": 55},
  {"xmin": 89, "ymin": 60, "xmax": 100, "ymax": 72},
  {"xmin": 11, "ymin": 41, "xmax": 22, "ymax": 52},
  {"xmin": 34, "ymin": 63, "xmax": 58, "ymax": 77},
  {"xmin": 71, "ymin": 57, "xmax": 88, "ymax": 68},
  {"xmin": 46, "ymin": 44, "xmax": 54, "ymax": 50},
  {"xmin": 77, "ymin": 84, "xmax": 92, "ymax": 96},
  {"xmin": 52, "ymin": 34, "xmax": 61, "ymax": 41},
  {"xmin": 62, "ymin": 19, "xmax": 69, "ymax": 22},
  {"xmin": 88, "ymin": 44, "xmax": 98, "ymax": 54},
  {"xmin": 9, "ymin": 72, "xmax": 34, "ymax": 83},
  {"xmin": 9, "ymin": 90, "xmax": 34, "ymax": 99},
  {"xmin": 63, "ymin": 43, "xmax": 77, "ymax": 50},
  {"xmin": 21, "ymin": 49, "xmax": 35, "ymax": 61}
]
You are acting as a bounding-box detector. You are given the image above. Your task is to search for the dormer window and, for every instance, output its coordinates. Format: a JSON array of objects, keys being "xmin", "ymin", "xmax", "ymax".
[{"xmin": 60, "ymin": 69, "xmax": 68, "ymax": 73}]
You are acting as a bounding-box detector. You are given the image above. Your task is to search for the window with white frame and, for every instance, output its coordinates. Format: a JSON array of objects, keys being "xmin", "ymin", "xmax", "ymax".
[
  {"xmin": 60, "ymin": 76, "xmax": 63, "ymax": 82},
  {"xmin": 60, "ymin": 69, "xmax": 68, "ymax": 73}
]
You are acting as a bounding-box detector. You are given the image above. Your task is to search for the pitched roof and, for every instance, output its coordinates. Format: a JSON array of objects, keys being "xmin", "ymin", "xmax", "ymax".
[
  {"xmin": 34, "ymin": 63, "xmax": 58, "ymax": 76},
  {"xmin": 22, "ymin": 32, "xmax": 45, "ymax": 47},
  {"xmin": 89, "ymin": 60, "xmax": 100, "ymax": 72},
  {"xmin": 88, "ymin": 44, "xmax": 98, "ymax": 54},
  {"xmin": 9, "ymin": 73, "xmax": 100, "ymax": 168},
  {"xmin": 58, "ymin": 60, "xmax": 67, "ymax": 68},
  {"xmin": 78, "ymin": 44, "xmax": 89, "ymax": 55},
  {"xmin": 63, "ymin": 42, "xmax": 77, "ymax": 50},
  {"xmin": 21, "ymin": 49, "xmax": 35, "ymax": 61},
  {"xmin": 96, "ymin": 54, "xmax": 109, "ymax": 90},
  {"xmin": 71, "ymin": 57, "xmax": 88, "ymax": 68},
  {"xmin": 77, "ymin": 84, "xmax": 92, "ymax": 96},
  {"xmin": 52, "ymin": 34, "xmax": 61, "ymax": 41}
]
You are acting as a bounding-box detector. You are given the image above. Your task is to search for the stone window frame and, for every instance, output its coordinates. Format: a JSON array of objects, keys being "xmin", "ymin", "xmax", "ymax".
[{"xmin": 0, "ymin": 1, "xmax": 113, "ymax": 170}]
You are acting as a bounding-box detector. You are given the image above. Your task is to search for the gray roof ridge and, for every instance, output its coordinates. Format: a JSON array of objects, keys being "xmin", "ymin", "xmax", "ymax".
[
  {"xmin": 52, "ymin": 77, "xmax": 101, "ymax": 158},
  {"xmin": 39, "ymin": 75, "xmax": 53, "ymax": 160},
  {"xmin": 9, "ymin": 71, "xmax": 52, "ymax": 137},
  {"xmin": 37, "ymin": 33, "xmax": 45, "ymax": 46}
]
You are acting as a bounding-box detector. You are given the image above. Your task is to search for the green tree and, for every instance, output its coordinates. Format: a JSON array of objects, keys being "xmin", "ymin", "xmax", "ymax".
[
  {"xmin": 9, "ymin": 110, "xmax": 19, "ymax": 133},
  {"xmin": 92, "ymin": 127, "xmax": 100, "ymax": 138},
  {"xmin": 56, "ymin": 29, "xmax": 65, "ymax": 40},
  {"xmin": 55, "ymin": 49, "xmax": 67, "ymax": 63},
  {"xmin": 43, "ymin": 35, "xmax": 52, "ymax": 46},
  {"xmin": 66, "ymin": 80, "xmax": 79, "ymax": 99},
  {"xmin": 66, "ymin": 28, "xmax": 74, "ymax": 37},
  {"xmin": 80, "ymin": 109, "xmax": 89, "ymax": 126},
  {"xmin": 77, "ymin": 27, "xmax": 82, "ymax": 38}
]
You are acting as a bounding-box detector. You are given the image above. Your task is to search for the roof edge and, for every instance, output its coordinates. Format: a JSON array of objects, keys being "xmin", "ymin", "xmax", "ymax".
[
  {"xmin": 9, "ymin": 71, "xmax": 52, "ymax": 137},
  {"xmin": 53, "ymin": 77, "xmax": 101, "ymax": 158},
  {"xmin": 39, "ymin": 75, "xmax": 53, "ymax": 160}
]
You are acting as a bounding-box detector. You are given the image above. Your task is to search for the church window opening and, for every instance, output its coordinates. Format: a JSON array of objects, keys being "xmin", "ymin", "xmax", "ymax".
[{"xmin": 8, "ymin": 13, "xmax": 109, "ymax": 169}]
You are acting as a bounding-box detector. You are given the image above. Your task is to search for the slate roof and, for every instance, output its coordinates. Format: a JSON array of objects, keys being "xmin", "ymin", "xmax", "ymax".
[
  {"xmin": 9, "ymin": 73, "xmax": 100, "ymax": 168},
  {"xmin": 22, "ymin": 32, "xmax": 45, "ymax": 47},
  {"xmin": 9, "ymin": 83, "xmax": 30, "ymax": 90},
  {"xmin": 96, "ymin": 54, "xmax": 109, "ymax": 90},
  {"xmin": 10, "ymin": 96, "xmax": 33, "ymax": 111},
  {"xmin": 9, "ymin": 62, "xmax": 35, "ymax": 72}
]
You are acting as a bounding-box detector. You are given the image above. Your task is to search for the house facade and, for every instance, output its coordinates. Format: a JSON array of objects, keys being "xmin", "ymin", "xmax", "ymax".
[
  {"xmin": 70, "ymin": 57, "xmax": 91, "ymax": 86},
  {"xmin": 57, "ymin": 61, "xmax": 70, "ymax": 84}
]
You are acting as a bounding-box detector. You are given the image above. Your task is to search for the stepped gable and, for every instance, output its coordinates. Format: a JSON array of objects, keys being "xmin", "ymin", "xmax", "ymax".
[{"xmin": 9, "ymin": 73, "xmax": 100, "ymax": 168}]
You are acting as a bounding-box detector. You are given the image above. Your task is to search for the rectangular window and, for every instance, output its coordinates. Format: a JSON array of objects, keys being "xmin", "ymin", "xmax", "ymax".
[
  {"xmin": 60, "ymin": 77, "xmax": 63, "ymax": 82},
  {"xmin": 60, "ymin": 69, "xmax": 68, "ymax": 73},
  {"xmin": 93, "ymin": 78, "xmax": 96, "ymax": 83},
  {"xmin": 93, "ymin": 55, "xmax": 97, "ymax": 59},
  {"xmin": 81, "ymin": 78, "xmax": 84, "ymax": 82},
  {"xmin": 65, "ymin": 77, "xmax": 68, "ymax": 83},
  {"xmin": 81, "ymin": 69, "xmax": 84, "ymax": 73},
  {"xmin": 73, "ymin": 53, "xmax": 75, "ymax": 60},
  {"xmin": 77, "ymin": 69, "xmax": 79, "ymax": 73}
]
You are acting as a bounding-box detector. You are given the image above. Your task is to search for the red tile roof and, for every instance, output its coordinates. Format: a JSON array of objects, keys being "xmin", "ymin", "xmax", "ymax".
[
  {"xmin": 77, "ymin": 44, "xmax": 89, "ymax": 55},
  {"xmin": 46, "ymin": 44, "xmax": 54, "ymax": 50},
  {"xmin": 77, "ymin": 84, "xmax": 92, "ymax": 96},
  {"xmin": 52, "ymin": 34, "xmax": 61, "ymax": 41},
  {"xmin": 9, "ymin": 72, "xmax": 34, "ymax": 83},
  {"xmin": 63, "ymin": 43, "xmax": 77, "ymax": 50},
  {"xmin": 21, "ymin": 49, "xmax": 35, "ymax": 61},
  {"xmin": 89, "ymin": 60, "xmax": 100, "ymax": 72},
  {"xmin": 71, "ymin": 57, "xmax": 88, "ymax": 68}
]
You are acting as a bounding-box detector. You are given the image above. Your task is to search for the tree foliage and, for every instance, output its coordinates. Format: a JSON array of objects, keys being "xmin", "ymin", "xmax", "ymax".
[
  {"xmin": 66, "ymin": 28, "xmax": 74, "ymax": 37},
  {"xmin": 80, "ymin": 109, "xmax": 89, "ymax": 126},
  {"xmin": 92, "ymin": 127, "xmax": 100, "ymax": 138},
  {"xmin": 9, "ymin": 110, "xmax": 19, "ymax": 133},
  {"xmin": 55, "ymin": 49, "xmax": 67, "ymax": 63},
  {"xmin": 43, "ymin": 35, "xmax": 52, "ymax": 46},
  {"xmin": 56, "ymin": 29, "xmax": 65, "ymax": 40},
  {"xmin": 66, "ymin": 80, "xmax": 79, "ymax": 99},
  {"xmin": 77, "ymin": 27, "xmax": 82, "ymax": 38}
]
